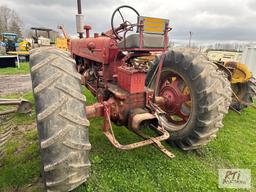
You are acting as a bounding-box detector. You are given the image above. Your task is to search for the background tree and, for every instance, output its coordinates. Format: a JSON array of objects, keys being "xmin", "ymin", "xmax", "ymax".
[{"xmin": 0, "ymin": 5, "xmax": 23, "ymax": 37}]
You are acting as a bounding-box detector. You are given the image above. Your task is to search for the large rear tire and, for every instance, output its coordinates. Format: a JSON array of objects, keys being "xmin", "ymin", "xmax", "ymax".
[
  {"xmin": 146, "ymin": 51, "xmax": 232, "ymax": 150},
  {"xmin": 30, "ymin": 47, "xmax": 91, "ymax": 191}
]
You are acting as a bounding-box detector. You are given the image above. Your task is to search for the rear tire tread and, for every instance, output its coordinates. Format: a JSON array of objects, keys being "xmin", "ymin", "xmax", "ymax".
[
  {"xmin": 30, "ymin": 48, "xmax": 90, "ymax": 192},
  {"xmin": 148, "ymin": 51, "xmax": 232, "ymax": 150}
]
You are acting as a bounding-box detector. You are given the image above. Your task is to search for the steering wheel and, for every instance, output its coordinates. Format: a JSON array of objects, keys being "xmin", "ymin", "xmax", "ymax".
[{"xmin": 111, "ymin": 5, "xmax": 140, "ymax": 40}]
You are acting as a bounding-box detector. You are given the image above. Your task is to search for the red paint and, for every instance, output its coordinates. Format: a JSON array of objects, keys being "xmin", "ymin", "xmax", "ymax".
[
  {"xmin": 71, "ymin": 36, "xmax": 118, "ymax": 64},
  {"xmin": 84, "ymin": 25, "xmax": 92, "ymax": 38},
  {"xmin": 69, "ymin": 15, "xmax": 172, "ymax": 129},
  {"xmin": 159, "ymin": 74, "xmax": 191, "ymax": 125},
  {"xmin": 117, "ymin": 66, "xmax": 146, "ymax": 93}
]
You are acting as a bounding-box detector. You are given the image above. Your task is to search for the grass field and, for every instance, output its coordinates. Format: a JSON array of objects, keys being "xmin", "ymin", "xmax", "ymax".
[
  {"xmin": 0, "ymin": 89, "xmax": 255, "ymax": 192},
  {"xmin": 0, "ymin": 62, "xmax": 30, "ymax": 75}
]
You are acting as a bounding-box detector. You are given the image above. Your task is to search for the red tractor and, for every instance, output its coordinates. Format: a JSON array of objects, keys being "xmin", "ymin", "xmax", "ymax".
[{"xmin": 29, "ymin": 1, "xmax": 231, "ymax": 191}]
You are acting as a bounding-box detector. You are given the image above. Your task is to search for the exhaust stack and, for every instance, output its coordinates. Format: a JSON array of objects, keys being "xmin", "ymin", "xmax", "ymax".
[{"xmin": 76, "ymin": 0, "xmax": 84, "ymax": 38}]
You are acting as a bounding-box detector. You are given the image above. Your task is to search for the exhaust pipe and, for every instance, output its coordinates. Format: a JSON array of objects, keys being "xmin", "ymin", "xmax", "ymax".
[{"xmin": 76, "ymin": 0, "xmax": 84, "ymax": 38}]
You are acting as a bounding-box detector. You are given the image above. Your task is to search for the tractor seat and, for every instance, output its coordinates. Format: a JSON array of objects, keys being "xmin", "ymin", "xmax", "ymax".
[{"xmin": 118, "ymin": 33, "xmax": 165, "ymax": 49}]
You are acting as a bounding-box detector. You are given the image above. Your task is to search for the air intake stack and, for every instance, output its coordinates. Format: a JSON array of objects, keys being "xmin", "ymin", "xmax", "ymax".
[{"xmin": 76, "ymin": 0, "xmax": 84, "ymax": 38}]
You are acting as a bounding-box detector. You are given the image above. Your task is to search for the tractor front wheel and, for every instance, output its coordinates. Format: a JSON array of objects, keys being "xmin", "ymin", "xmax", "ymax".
[
  {"xmin": 147, "ymin": 51, "xmax": 232, "ymax": 150},
  {"xmin": 30, "ymin": 47, "xmax": 91, "ymax": 191}
]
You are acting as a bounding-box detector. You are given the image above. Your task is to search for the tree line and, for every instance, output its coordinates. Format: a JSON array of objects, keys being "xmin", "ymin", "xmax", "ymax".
[{"xmin": 0, "ymin": 5, "xmax": 23, "ymax": 37}]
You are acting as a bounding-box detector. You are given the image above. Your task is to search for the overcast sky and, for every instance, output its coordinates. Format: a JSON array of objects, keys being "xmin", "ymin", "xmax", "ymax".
[{"xmin": 0, "ymin": 0, "xmax": 255, "ymax": 41}]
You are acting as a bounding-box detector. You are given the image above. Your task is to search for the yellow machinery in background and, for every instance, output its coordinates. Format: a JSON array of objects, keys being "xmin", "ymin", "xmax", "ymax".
[
  {"xmin": 55, "ymin": 25, "xmax": 69, "ymax": 51},
  {"xmin": 207, "ymin": 50, "xmax": 242, "ymax": 63},
  {"xmin": 28, "ymin": 26, "xmax": 69, "ymax": 51},
  {"xmin": 223, "ymin": 61, "xmax": 252, "ymax": 84},
  {"xmin": 0, "ymin": 33, "xmax": 31, "ymax": 52},
  {"xmin": 7, "ymin": 38, "xmax": 30, "ymax": 62},
  {"xmin": 55, "ymin": 38, "xmax": 68, "ymax": 51},
  {"xmin": 0, "ymin": 33, "xmax": 30, "ymax": 67},
  {"xmin": 206, "ymin": 49, "xmax": 255, "ymax": 111},
  {"xmin": 18, "ymin": 39, "xmax": 31, "ymax": 51},
  {"xmin": 215, "ymin": 60, "xmax": 256, "ymax": 111}
]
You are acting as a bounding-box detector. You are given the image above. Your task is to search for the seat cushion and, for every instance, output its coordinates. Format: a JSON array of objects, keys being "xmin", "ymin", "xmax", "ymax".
[{"xmin": 118, "ymin": 33, "xmax": 164, "ymax": 49}]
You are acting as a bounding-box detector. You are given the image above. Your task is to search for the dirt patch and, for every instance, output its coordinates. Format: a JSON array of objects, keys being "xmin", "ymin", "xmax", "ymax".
[
  {"xmin": 0, "ymin": 74, "xmax": 32, "ymax": 95},
  {"xmin": 17, "ymin": 123, "xmax": 36, "ymax": 132}
]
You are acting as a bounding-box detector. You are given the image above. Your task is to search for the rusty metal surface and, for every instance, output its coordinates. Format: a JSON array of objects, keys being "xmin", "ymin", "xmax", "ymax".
[
  {"xmin": 16, "ymin": 100, "xmax": 32, "ymax": 114},
  {"xmin": 68, "ymin": 1, "xmax": 174, "ymax": 158},
  {"xmin": 153, "ymin": 53, "xmax": 166, "ymax": 95},
  {"xmin": 86, "ymin": 102, "xmax": 104, "ymax": 119},
  {"xmin": 0, "ymin": 99, "xmax": 32, "ymax": 115},
  {"xmin": 135, "ymin": 127, "xmax": 175, "ymax": 159},
  {"xmin": 131, "ymin": 112, "xmax": 156, "ymax": 130},
  {"xmin": 104, "ymin": 126, "xmax": 170, "ymax": 150},
  {"xmin": 101, "ymin": 102, "xmax": 175, "ymax": 158},
  {"xmin": 232, "ymin": 89, "xmax": 256, "ymax": 109},
  {"xmin": 214, "ymin": 62, "xmax": 232, "ymax": 81},
  {"xmin": 0, "ymin": 98, "xmax": 25, "ymax": 105}
]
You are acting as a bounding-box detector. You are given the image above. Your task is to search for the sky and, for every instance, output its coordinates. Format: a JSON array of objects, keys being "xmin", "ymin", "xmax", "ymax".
[{"xmin": 0, "ymin": 0, "xmax": 255, "ymax": 41}]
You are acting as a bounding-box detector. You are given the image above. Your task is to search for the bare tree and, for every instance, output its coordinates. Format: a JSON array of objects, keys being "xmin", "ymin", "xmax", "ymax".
[
  {"xmin": 0, "ymin": 6, "xmax": 11, "ymax": 32},
  {"xmin": 9, "ymin": 15, "xmax": 22, "ymax": 37},
  {"xmin": 0, "ymin": 5, "xmax": 23, "ymax": 37}
]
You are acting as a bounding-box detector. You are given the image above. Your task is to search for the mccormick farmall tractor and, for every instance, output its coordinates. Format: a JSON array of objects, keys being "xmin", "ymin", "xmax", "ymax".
[{"xmin": 29, "ymin": 1, "xmax": 232, "ymax": 191}]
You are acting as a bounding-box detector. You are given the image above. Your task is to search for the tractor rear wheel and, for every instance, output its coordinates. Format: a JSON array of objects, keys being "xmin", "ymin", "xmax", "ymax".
[
  {"xmin": 231, "ymin": 77, "xmax": 256, "ymax": 111},
  {"xmin": 146, "ymin": 51, "xmax": 232, "ymax": 150},
  {"xmin": 30, "ymin": 47, "xmax": 91, "ymax": 191}
]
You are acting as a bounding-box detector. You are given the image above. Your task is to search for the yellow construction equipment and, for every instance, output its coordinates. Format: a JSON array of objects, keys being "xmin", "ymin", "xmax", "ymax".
[
  {"xmin": 18, "ymin": 40, "xmax": 31, "ymax": 51},
  {"xmin": 55, "ymin": 38, "xmax": 68, "ymax": 51},
  {"xmin": 56, "ymin": 25, "xmax": 69, "ymax": 51},
  {"xmin": 223, "ymin": 61, "xmax": 252, "ymax": 84}
]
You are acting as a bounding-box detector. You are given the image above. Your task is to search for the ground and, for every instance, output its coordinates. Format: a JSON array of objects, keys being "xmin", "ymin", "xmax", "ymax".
[
  {"xmin": 0, "ymin": 62, "xmax": 31, "ymax": 95},
  {"xmin": 0, "ymin": 63, "xmax": 255, "ymax": 192}
]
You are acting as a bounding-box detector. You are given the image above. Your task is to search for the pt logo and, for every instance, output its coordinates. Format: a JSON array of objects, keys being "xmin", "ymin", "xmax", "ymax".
[{"xmin": 219, "ymin": 169, "xmax": 251, "ymax": 189}]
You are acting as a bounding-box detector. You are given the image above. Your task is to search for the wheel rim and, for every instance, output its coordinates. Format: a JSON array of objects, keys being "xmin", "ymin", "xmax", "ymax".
[{"xmin": 157, "ymin": 70, "xmax": 192, "ymax": 130}]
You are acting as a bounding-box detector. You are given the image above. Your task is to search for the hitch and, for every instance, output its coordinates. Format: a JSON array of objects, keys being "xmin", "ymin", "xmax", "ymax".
[{"xmin": 102, "ymin": 103, "xmax": 175, "ymax": 159}]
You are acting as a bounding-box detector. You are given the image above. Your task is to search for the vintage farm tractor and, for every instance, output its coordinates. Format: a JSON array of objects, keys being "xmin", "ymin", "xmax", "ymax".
[{"xmin": 29, "ymin": 1, "xmax": 231, "ymax": 191}]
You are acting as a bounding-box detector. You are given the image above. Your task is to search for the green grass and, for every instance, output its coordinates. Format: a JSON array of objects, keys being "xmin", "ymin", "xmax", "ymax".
[
  {"xmin": 0, "ymin": 62, "xmax": 30, "ymax": 75},
  {"xmin": 0, "ymin": 89, "xmax": 255, "ymax": 192}
]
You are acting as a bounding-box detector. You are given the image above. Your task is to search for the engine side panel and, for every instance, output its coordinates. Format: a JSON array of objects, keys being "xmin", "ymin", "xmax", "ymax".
[{"xmin": 70, "ymin": 36, "xmax": 117, "ymax": 64}]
